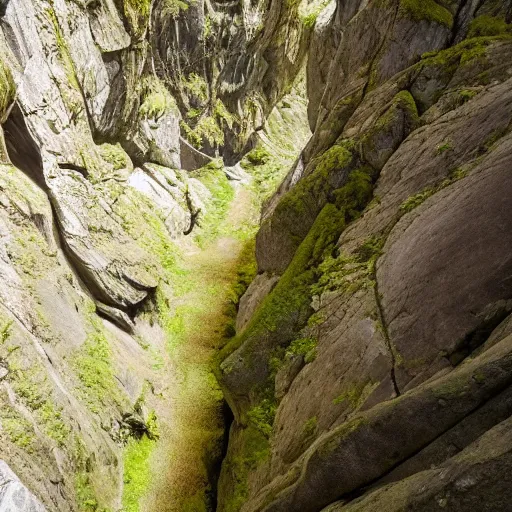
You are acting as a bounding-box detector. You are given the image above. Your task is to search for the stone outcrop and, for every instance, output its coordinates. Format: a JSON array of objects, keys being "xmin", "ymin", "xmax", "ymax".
[
  {"xmin": 0, "ymin": 460, "xmax": 46, "ymax": 512},
  {"xmin": 0, "ymin": 0, "xmax": 309, "ymax": 509},
  {"xmin": 218, "ymin": 1, "xmax": 512, "ymax": 511}
]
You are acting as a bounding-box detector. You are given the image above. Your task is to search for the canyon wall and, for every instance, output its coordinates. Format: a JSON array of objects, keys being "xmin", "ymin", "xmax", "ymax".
[
  {"xmin": 218, "ymin": 1, "xmax": 512, "ymax": 510},
  {"xmin": 0, "ymin": 0, "xmax": 308, "ymax": 509}
]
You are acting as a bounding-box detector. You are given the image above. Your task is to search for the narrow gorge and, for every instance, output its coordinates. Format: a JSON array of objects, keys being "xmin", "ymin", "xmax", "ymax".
[{"xmin": 0, "ymin": 1, "xmax": 511, "ymax": 511}]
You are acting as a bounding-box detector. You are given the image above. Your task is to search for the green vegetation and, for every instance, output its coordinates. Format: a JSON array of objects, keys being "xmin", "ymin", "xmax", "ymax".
[
  {"xmin": 302, "ymin": 416, "xmax": 318, "ymax": 439},
  {"xmin": 182, "ymin": 73, "xmax": 208, "ymax": 102},
  {"xmin": 99, "ymin": 143, "xmax": 131, "ymax": 171},
  {"xmin": 399, "ymin": 167, "xmax": 468, "ymax": 213},
  {"xmin": 0, "ymin": 407, "xmax": 35, "ymax": 452},
  {"xmin": 436, "ymin": 139, "xmax": 454, "ymax": 154},
  {"xmin": 420, "ymin": 35, "xmax": 512, "ymax": 72},
  {"xmin": 161, "ymin": 0, "xmax": 189, "ymax": 17},
  {"xmin": 220, "ymin": 426, "xmax": 271, "ymax": 512},
  {"xmin": 139, "ymin": 76, "xmax": 178, "ymax": 120},
  {"xmin": 220, "ymin": 163, "xmax": 376, "ymax": 363},
  {"xmin": 247, "ymin": 399, "xmax": 277, "ymax": 438},
  {"xmin": 10, "ymin": 369, "xmax": 71, "ymax": 445},
  {"xmin": 181, "ymin": 116, "xmax": 225, "ymax": 148},
  {"xmin": 398, "ymin": 0, "xmax": 454, "ymax": 28},
  {"xmin": 468, "ymin": 15, "xmax": 512, "ymax": 38},
  {"xmin": 363, "ymin": 90, "xmax": 419, "ymax": 153},
  {"xmin": 217, "ymin": 162, "xmax": 378, "ymax": 512},
  {"xmin": 122, "ymin": 435, "xmax": 156, "ymax": 512},
  {"xmin": 299, "ymin": 0, "xmax": 331, "ymax": 28},
  {"xmin": 0, "ymin": 319, "xmax": 12, "ymax": 343},
  {"xmin": 181, "ymin": 99, "xmax": 235, "ymax": 149},
  {"xmin": 332, "ymin": 381, "xmax": 378, "ymax": 410},
  {"xmin": 75, "ymin": 471, "xmax": 109, "ymax": 512},
  {"xmin": 0, "ymin": 58, "xmax": 15, "ymax": 117},
  {"xmin": 241, "ymin": 146, "xmax": 285, "ymax": 203},
  {"xmin": 123, "ymin": 0, "xmax": 151, "ymax": 36},
  {"xmin": 124, "ymin": 0, "xmax": 150, "ymax": 16},
  {"xmin": 191, "ymin": 160, "xmax": 235, "ymax": 247},
  {"xmin": 46, "ymin": 5, "xmax": 82, "ymax": 118},
  {"xmin": 458, "ymin": 89, "xmax": 478, "ymax": 103},
  {"xmin": 73, "ymin": 327, "xmax": 118, "ymax": 414},
  {"xmin": 312, "ymin": 234, "xmax": 383, "ymax": 297},
  {"xmin": 285, "ymin": 336, "xmax": 318, "ymax": 363}
]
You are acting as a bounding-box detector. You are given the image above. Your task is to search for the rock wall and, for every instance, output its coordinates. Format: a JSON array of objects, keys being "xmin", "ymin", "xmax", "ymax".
[
  {"xmin": 1, "ymin": 0, "xmax": 512, "ymax": 510},
  {"xmin": 0, "ymin": 0, "xmax": 309, "ymax": 510},
  {"xmin": 218, "ymin": 1, "xmax": 512, "ymax": 510}
]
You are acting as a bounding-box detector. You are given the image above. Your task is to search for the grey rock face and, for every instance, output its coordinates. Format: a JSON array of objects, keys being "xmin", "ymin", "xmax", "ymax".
[
  {"xmin": 218, "ymin": 1, "xmax": 512, "ymax": 511},
  {"xmin": 0, "ymin": 461, "xmax": 46, "ymax": 512},
  {"xmin": 151, "ymin": 0, "xmax": 311, "ymax": 162}
]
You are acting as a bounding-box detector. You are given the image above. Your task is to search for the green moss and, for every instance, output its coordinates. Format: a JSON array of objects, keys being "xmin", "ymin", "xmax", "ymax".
[
  {"xmin": 0, "ymin": 58, "xmax": 15, "ymax": 117},
  {"xmin": 220, "ymin": 426, "xmax": 270, "ymax": 512},
  {"xmin": 0, "ymin": 320, "xmax": 12, "ymax": 343},
  {"xmin": 161, "ymin": 0, "xmax": 189, "ymax": 17},
  {"xmin": 420, "ymin": 35, "xmax": 512, "ymax": 72},
  {"xmin": 312, "ymin": 234, "xmax": 383, "ymax": 296},
  {"xmin": 75, "ymin": 472, "xmax": 108, "ymax": 512},
  {"xmin": 10, "ymin": 368, "xmax": 71, "ymax": 446},
  {"xmin": 191, "ymin": 161, "xmax": 235, "ymax": 247},
  {"xmin": 399, "ymin": 167, "xmax": 469, "ymax": 213},
  {"xmin": 247, "ymin": 398, "xmax": 277, "ymax": 438},
  {"xmin": 0, "ymin": 407, "xmax": 36, "ymax": 452},
  {"xmin": 302, "ymin": 416, "xmax": 318, "ymax": 438},
  {"xmin": 364, "ymin": 90, "xmax": 419, "ymax": 144},
  {"xmin": 181, "ymin": 116, "xmax": 224, "ymax": 148},
  {"xmin": 139, "ymin": 76, "xmax": 177, "ymax": 120},
  {"xmin": 123, "ymin": 0, "xmax": 151, "ymax": 36},
  {"xmin": 241, "ymin": 146, "xmax": 286, "ymax": 204},
  {"xmin": 432, "ymin": 375, "xmax": 470, "ymax": 399},
  {"xmin": 46, "ymin": 7, "xmax": 81, "ymax": 97},
  {"xmin": 245, "ymin": 147, "xmax": 271, "ymax": 165},
  {"xmin": 318, "ymin": 417, "xmax": 368, "ymax": 457},
  {"xmin": 264, "ymin": 140, "xmax": 356, "ymax": 255},
  {"xmin": 399, "ymin": 189, "xmax": 435, "ymax": 212},
  {"xmin": 314, "ymin": 141, "xmax": 354, "ymax": 178},
  {"xmin": 72, "ymin": 328, "xmax": 118, "ymax": 414},
  {"xmin": 122, "ymin": 435, "xmax": 156, "ymax": 512},
  {"xmin": 214, "ymin": 99, "xmax": 235, "ymax": 129},
  {"xmin": 436, "ymin": 140, "xmax": 454, "ymax": 153},
  {"xmin": 458, "ymin": 89, "xmax": 478, "ymax": 103},
  {"xmin": 182, "ymin": 73, "xmax": 208, "ymax": 102},
  {"xmin": 299, "ymin": 0, "xmax": 331, "ymax": 28},
  {"xmin": 398, "ymin": 0, "xmax": 454, "ymax": 27},
  {"xmin": 468, "ymin": 15, "xmax": 511, "ymax": 38},
  {"xmin": 221, "ymin": 164, "xmax": 375, "ymax": 363},
  {"xmin": 99, "ymin": 143, "xmax": 131, "ymax": 171},
  {"xmin": 8, "ymin": 226, "xmax": 56, "ymax": 278},
  {"xmin": 285, "ymin": 336, "xmax": 317, "ymax": 363},
  {"xmin": 181, "ymin": 99, "xmax": 234, "ymax": 149},
  {"xmin": 332, "ymin": 381, "xmax": 378, "ymax": 410}
]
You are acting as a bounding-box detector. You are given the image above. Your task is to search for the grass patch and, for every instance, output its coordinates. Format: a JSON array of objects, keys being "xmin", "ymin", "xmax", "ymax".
[
  {"xmin": 73, "ymin": 328, "xmax": 118, "ymax": 414},
  {"xmin": 192, "ymin": 160, "xmax": 235, "ymax": 247},
  {"xmin": 122, "ymin": 435, "xmax": 157, "ymax": 512}
]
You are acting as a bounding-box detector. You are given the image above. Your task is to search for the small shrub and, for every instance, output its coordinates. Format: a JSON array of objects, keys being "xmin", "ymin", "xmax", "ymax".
[
  {"xmin": 468, "ymin": 15, "xmax": 511, "ymax": 38},
  {"xmin": 436, "ymin": 140, "xmax": 453, "ymax": 154}
]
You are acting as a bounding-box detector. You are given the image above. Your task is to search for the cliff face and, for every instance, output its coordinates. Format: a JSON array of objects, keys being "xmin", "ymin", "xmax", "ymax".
[
  {"xmin": 218, "ymin": 1, "xmax": 512, "ymax": 511},
  {"xmin": 0, "ymin": 0, "xmax": 511, "ymax": 511},
  {"xmin": 0, "ymin": 0, "xmax": 309, "ymax": 510}
]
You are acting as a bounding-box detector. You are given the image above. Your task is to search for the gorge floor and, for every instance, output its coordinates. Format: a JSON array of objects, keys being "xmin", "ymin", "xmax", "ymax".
[{"xmin": 128, "ymin": 185, "xmax": 258, "ymax": 512}]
